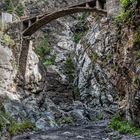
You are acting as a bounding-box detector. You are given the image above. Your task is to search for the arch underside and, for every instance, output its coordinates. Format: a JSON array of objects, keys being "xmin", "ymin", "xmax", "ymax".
[
  {"xmin": 18, "ymin": 0, "xmax": 107, "ymax": 83},
  {"xmin": 23, "ymin": 7, "xmax": 107, "ymax": 36}
]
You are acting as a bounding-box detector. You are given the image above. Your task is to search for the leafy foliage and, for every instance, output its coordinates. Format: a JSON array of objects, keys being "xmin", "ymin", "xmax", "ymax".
[
  {"xmin": 35, "ymin": 37, "xmax": 56, "ymax": 67},
  {"xmin": 6, "ymin": 0, "xmax": 25, "ymax": 16},
  {"xmin": 0, "ymin": 107, "xmax": 35, "ymax": 137},
  {"xmin": 0, "ymin": 31, "xmax": 15, "ymax": 47},
  {"xmin": 110, "ymin": 113, "xmax": 140, "ymax": 137},
  {"xmin": 6, "ymin": 0, "xmax": 14, "ymax": 13},
  {"xmin": 16, "ymin": 1, "xmax": 24, "ymax": 16},
  {"xmin": 63, "ymin": 55, "xmax": 81, "ymax": 100},
  {"xmin": 35, "ymin": 38, "xmax": 50, "ymax": 60},
  {"xmin": 9, "ymin": 120, "xmax": 35, "ymax": 136},
  {"xmin": 64, "ymin": 55, "xmax": 75, "ymax": 83},
  {"xmin": 73, "ymin": 12, "xmax": 89, "ymax": 44},
  {"xmin": 115, "ymin": 0, "xmax": 138, "ymax": 24},
  {"xmin": 73, "ymin": 31, "xmax": 87, "ymax": 44}
]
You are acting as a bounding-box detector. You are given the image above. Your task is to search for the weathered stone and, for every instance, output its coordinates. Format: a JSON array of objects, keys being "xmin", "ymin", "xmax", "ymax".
[{"xmin": 106, "ymin": 0, "xmax": 120, "ymax": 17}]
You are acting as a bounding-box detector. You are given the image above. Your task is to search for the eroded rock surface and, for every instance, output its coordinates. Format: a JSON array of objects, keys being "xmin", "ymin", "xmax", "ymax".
[
  {"xmin": 12, "ymin": 121, "xmax": 140, "ymax": 140},
  {"xmin": 0, "ymin": 0, "xmax": 140, "ymax": 140}
]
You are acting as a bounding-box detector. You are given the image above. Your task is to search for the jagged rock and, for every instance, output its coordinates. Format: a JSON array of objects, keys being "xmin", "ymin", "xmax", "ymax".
[
  {"xmin": 0, "ymin": 43, "xmax": 17, "ymax": 93},
  {"xmin": 0, "ymin": 1, "xmax": 140, "ymax": 139}
]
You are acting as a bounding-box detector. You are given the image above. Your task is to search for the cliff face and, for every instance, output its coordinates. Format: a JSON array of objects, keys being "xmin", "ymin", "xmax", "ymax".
[{"xmin": 0, "ymin": 0, "xmax": 140, "ymax": 137}]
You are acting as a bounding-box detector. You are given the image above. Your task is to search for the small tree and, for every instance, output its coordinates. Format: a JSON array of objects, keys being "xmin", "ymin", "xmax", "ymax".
[
  {"xmin": 6, "ymin": 0, "xmax": 14, "ymax": 13},
  {"xmin": 64, "ymin": 55, "xmax": 75, "ymax": 84},
  {"xmin": 16, "ymin": 1, "xmax": 24, "ymax": 17}
]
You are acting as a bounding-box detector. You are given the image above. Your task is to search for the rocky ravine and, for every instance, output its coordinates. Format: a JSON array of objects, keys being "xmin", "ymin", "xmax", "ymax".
[{"xmin": 0, "ymin": 0, "xmax": 140, "ymax": 140}]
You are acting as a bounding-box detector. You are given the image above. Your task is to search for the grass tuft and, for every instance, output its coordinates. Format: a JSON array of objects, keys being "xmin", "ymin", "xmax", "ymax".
[
  {"xmin": 110, "ymin": 113, "xmax": 140, "ymax": 137},
  {"xmin": 0, "ymin": 106, "xmax": 35, "ymax": 137},
  {"xmin": 9, "ymin": 120, "xmax": 35, "ymax": 136}
]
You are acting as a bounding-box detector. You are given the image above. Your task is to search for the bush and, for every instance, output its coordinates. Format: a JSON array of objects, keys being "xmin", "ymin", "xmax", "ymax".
[
  {"xmin": 73, "ymin": 31, "xmax": 87, "ymax": 44},
  {"xmin": 64, "ymin": 55, "xmax": 75, "ymax": 83},
  {"xmin": 3, "ymin": 34, "xmax": 15, "ymax": 46},
  {"xmin": 110, "ymin": 113, "xmax": 140, "ymax": 137},
  {"xmin": 0, "ymin": 31, "xmax": 15, "ymax": 47},
  {"xmin": 115, "ymin": 0, "xmax": 138, "ymax": 25},
  {"xmin": 16, "ymin": 1, "xmax": 24, "ymax": 17},
  {"xmin": 43, "ymin": 55, "xmax": 56, "ymax": 66},
  {"xmin": 6, "ymin": 0, "xmax": 14, "ymax": 13},
  {"xmin": 35, "ymin": 37, "xmax": 56, "ymax": 66},
  {"xmin": 0, "ymin": 107, "xmax": 35, "ymax": 137},
  {"xmin": 9, "ymin": 120, "xmax": 35, "ymax": 136},
  {"xmin": 0, "ymin": 110, "xmax": 11, "ymax": 133},
  {"xmin": 73, "ymin": 12, "xmax": 89, "ymax": 44},
  {"xmin": 115, "ymin": 10, "xmax": 131, "ymax": 24},
  {"xmin": 35, "ymin": 37, "xmax": 50, "ymax": 59}
]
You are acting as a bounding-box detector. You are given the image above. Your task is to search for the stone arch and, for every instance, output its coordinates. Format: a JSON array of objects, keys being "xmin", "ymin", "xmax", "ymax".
[{"xmin": 22, "ymin": 7, "xmax": 107, "ymax": 36}]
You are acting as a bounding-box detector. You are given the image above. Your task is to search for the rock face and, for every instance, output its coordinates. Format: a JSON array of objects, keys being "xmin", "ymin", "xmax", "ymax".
[
  {"xmin": 0, "ymin": 0, "xmax": 140, "ymax": 137},
  {"xmin": 0, "ymin": 0, "xmax": 119, "ymax": 131},
  {"xmin": 24, "ymin": 40, "xmax": 43, "ymax": 93},
  {"xmin": 0, "ymin": 43, "xmax": 16, "ymax": 91},
  {"xmin": 0, "ymin": 35, "xmax": 19, "ymax": 102}
]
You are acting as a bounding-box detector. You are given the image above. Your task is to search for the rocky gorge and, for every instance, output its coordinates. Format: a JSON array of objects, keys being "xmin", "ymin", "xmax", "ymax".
[{"xmin": 0, "ymin": 0, "xmax": 140, "ymax": 140}]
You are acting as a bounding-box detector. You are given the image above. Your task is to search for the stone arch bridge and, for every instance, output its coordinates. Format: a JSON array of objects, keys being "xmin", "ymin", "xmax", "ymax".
[{"xmin": 17, "ymin": 0, "xmax": 107, "ymax": 82}]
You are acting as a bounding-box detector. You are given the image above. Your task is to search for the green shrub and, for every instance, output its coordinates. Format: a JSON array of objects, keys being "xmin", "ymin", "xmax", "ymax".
[
  {"xmin": 16, "ymin": 1, "xmax": 25, "ymax": 17},
  {"xmin": 115, "ymin": 0, "xmax": 138, "ymax": 25},
  {"xmin": 35, "ymin": 37, "xmax": 50, "ymax": 60},
  {"xmin": 43, "ymin": 55, "xmax": 56, "ymax": 66},
  {"xmin": 115, "ymin": 10, "xmax": 131, "ymax": 24},
  {"xmin": 120, "ymin": 0, "xmax": 137, "ymax": 8},
  {"xmin": 35, "ymin": 37, "xmax": 56, "ymax": 66},
  {"xmin": 110, "ymin": 113, "xmax": 140, "ymax": 137},
  {"xmin": 73, "ymin": 12, "xmax": 89, "ymax": 44},
  {"xmin": 3, "ymin": 34, "xmax": 15, "ymax": 46},
  {"xmin": 0, "ymin": 106, "xmax": 35, "ymax": 137},
  {"xmin": 6, "ymin": 0, "xmax": 14, "ymax": 13},
  {"xmin": 64, "ymin": 55, "xmax": 75, "ymax": 83},
  {"xmin": 120, "ymin": 0, "xmax": 130, "ymax": 9},
  {"xmin": 0, "ymin": 31, "xmax": 15, "ymax": 47},
  {"xmin": 64, "ymin": 55, "xmax": 81, "ymax": 100},
  {"xmin": 73, "ymin": 31, "xmax": 87, "ymax": 44},
  {"xmin": 9, "ymin": 120, "xmax": 35, "ymax": 136},
  {"xmin": 0, "ymin": 110, "xmax": 11, "ymax": 133}
]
